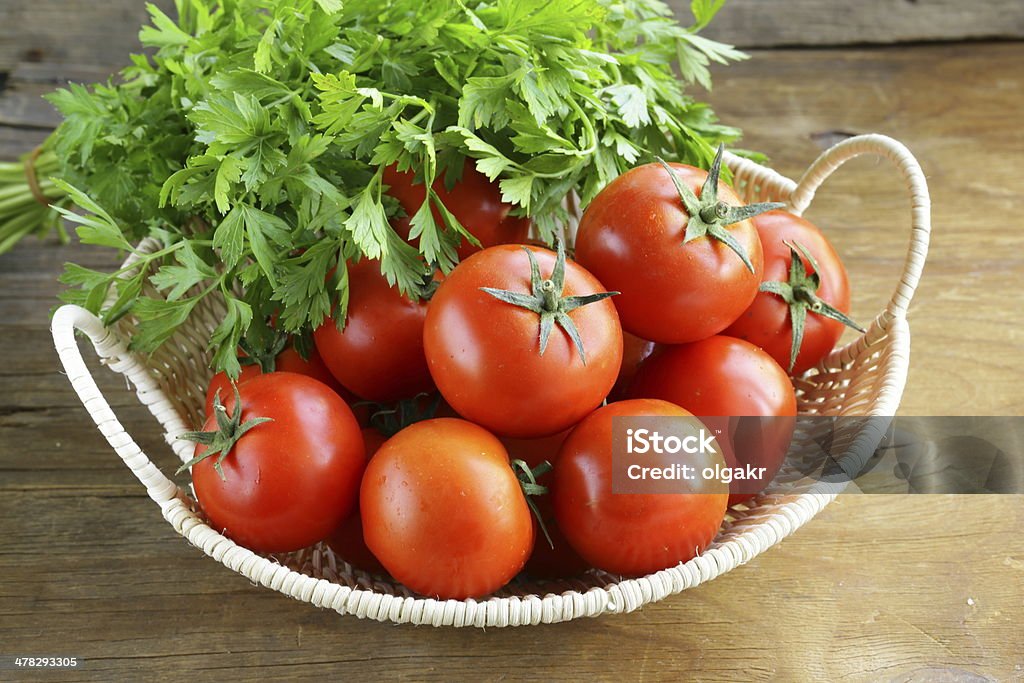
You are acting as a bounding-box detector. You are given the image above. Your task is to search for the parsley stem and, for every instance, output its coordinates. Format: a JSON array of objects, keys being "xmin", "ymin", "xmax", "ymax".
[
  {"xmin": 104, "ymin": 241, "xmax": 187, "ymax": 279},
  {"xmin": 566, "ymin": 97, "xmax": 598, "ymax": 157},
  {"xmin": 378, "ymin": 92, "xmax": 433, "ymax": 113},
  {"xmin": 406, "ymin": 108, "xmax": 430, "ymax": 127},
  {"xmin": 0, "ymin": 194, "xmax": 46, "ymax": 213}
]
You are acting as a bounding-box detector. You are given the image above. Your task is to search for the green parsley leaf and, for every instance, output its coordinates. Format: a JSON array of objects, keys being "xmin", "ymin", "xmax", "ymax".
[{"xmin": 32, "ymin": 0, "xmax": 750, "ymax": 376}]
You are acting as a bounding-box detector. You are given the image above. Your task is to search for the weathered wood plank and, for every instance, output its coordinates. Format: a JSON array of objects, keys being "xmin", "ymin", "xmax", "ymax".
[
  {"xmin": 0, "ymin": 63, "xmax": 114, "ymax": 156},
  {"xmin": 9, "ymin": 62, "xmax": 116, "ymax": 85},
  {"xmin": 0, "ymin": 82, "xmax": 61, "ymax": 128},
  {"xmin": 679, "ymin": 0, "xmax": 1024, "ymax": 47},
  {"xmin": 0, "ymin": 1, "xmax": 173, "ymax": 73},
  {"xmin": 0, "ymin": 491, "xmax": 1019, "ymax": 682},
  {"xmin": 0, "ymin": 125, "xmax": 49, "ymax": 157}
]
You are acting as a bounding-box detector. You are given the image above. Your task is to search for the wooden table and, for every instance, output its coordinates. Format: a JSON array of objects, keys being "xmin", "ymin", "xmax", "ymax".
[{"xmin": 2, "ymin": 42, "xmax": 1022, "ymax": 681}]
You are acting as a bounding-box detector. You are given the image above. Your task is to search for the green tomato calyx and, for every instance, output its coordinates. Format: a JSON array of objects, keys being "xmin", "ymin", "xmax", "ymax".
[
  {"xmin": 759, "ymin": 240, "xmax": 866, "ymax": 372},
  {"xmin": 366, "ymin": 392, "xmax": 445, "ymax": 438},
  {"xmin": 238, "ymin": 330, "xmax": 289, "ymax": 374},
  {"xmin": 511, "ymin": 458, "xmax": 554, "ymax": 550},
  {"xmin": 176, "ymin": 383, "xmax": 273, "ymax": 480},
  {"xmin": 656, "ymin": 145, "xmax": 785, "ymax": 273},
  {"xmin": 480, "ymin": 240, "xmax": 618, "ymax": 365}
]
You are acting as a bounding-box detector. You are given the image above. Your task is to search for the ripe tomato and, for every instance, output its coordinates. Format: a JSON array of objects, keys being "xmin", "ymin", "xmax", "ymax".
[
  {"xmin": 314, "ymin": 258, "xmax": 434, "ymax": 402},
  {"xmin": 629, "ymin": 336, "xmax": 797, "ymax": 505},
  {"xmin": 502, "ymin": 430, "xmax": 590, "ymax": 580},
  {"xmin": 551, "ymin": 399, "xmax": 729, "ymax": 576},
  {"xmin": 188, "ymin": 373, "xmax": 366, "ymax": 554},
  {"xmin": 325, "ymin": 428, "xmax": 388, "ymax": 575},
  {"xmin": 725, "ymin": 210, "xmax": 861, "ymax": 375},
  {"xmin": 327, "ymin": 395, "xmax": 462, "ymax": 575},
  {"xmin": 203, "ymin": 344, "xmax": 354, "ymax": 418},
  {"xmin": 609, "ymin": 331, "xmax": 656, "ymax": 401},
  {"xmin": 384, "ymin": 160, "xmax": 531, "ymax": 261},
  {"xmin": 360, "ymin": 418, "xmax": 534, "ymax": 599},
  {"xmin": 424, "ymin": 243, "xmax": 622, "ymax": 438},
  {"xmin": 575, "ymin": 150, "xmax": 782, "ymax": 343}
]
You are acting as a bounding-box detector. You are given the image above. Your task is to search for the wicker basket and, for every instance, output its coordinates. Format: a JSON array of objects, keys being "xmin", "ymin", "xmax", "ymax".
[{"xmin": 51, "ymin": 134, "xmax": 930, "ymax": 627}]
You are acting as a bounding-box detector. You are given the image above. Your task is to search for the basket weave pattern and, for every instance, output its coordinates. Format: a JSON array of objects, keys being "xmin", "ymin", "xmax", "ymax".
[{"xmin": 51, "ymin": 134, "xmax": 930, "ymax": 627}]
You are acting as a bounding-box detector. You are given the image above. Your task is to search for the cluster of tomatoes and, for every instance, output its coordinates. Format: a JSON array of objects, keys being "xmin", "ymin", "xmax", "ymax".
[{"xmin": 183, "ymin": 149, "xmax": 860, "ymax": 600}]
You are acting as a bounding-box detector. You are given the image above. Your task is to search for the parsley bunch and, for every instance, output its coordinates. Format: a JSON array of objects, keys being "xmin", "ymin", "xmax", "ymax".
[{"xmin": 40, "ymin": 0, "xmax": 747, "ymax": 377}]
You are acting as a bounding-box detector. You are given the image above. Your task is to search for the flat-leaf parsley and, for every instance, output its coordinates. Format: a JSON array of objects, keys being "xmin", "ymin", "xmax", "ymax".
[{"xmin": 29, "ymin": 0, "xmax": 750, "ymax": 377}]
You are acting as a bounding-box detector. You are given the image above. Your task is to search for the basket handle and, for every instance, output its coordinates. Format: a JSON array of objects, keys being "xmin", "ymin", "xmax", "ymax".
[
  {"xmin": 787, "ymin": 134, "xmax": 931, "ymax": 333},
  {"xmin": 51, "ymin": 304, "xmax": 184, "ymax": 506}
]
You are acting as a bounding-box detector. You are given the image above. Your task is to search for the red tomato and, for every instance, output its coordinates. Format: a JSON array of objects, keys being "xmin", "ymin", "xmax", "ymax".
[
  {"xmin": 629, "ymin": 336, "xmax": 797, "ymax": 505},
  {"xmin": 551, "ymin": 399, "xmax": 729, "ymax": 576},
  {"xmin": 725, "ymin": 210, "xmax": 858, "ymax": 375},
  {"xmin": 502, "ymin": 430, "xmax": 590, "ymax": 580},
  {"xmin": 424, "ymin": 244, "xmax": 622, "ymax": 438},
  {"xmin": 325, "ymin": 428, "xmax": 388, "ymax": 575},
  {"xmin": 190, "ymin": 373, "xmax": 365, "ymax": 553},
  {"xmin": 314, "ymin": 258, "xmax": 434, "ymax": 402},
  {"xmin": 609, "ymin": 331, "xmax": 656, "ymax": 401},
  {"xmin": 575, "ymin": 159, "xmax": 767, "ymax": 343},
  {"xmin": 360, "ymin": 418, "xmax": 534, "ymax": 599},
  {"xmin": 203, "ymin": 344, "xmax": 353, "ymax": 418},
  {"xmin": 327, "ymin": 397, "xmax": 462, "ymax": 574},
  {"xmin": 384, "ymin": 160, "xmax": 531, "ymax": 261}
]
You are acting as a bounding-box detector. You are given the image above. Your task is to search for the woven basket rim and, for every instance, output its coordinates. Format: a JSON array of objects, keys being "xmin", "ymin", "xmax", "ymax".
[{"xmin": 51, "ymin": 134, "xmax": 931, "ymax": 627}]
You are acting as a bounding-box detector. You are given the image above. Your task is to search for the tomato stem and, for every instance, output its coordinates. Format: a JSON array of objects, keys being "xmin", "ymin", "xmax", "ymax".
[
  {"xmin": 365, "ymin": 392, "xmax": 445, "ymax": 437},
  {"xmin": 655, "ymin": 145, "xmax": 785, "ymax": 273},
  {"xmin": 238, "ymin": 330, "xmax": 289, "ymax": 373},
  {"xmin": 699, "ymin": 201, "xmax": 729, "ymax": 223},
  {"xmin": 416, "ymin": 265, "xmax": 441, "ymax": 301},
  {"xmin": 480, "ymin": 240, "xmax": 618, "ymax": 364},
  {"xmin": 539, "ymin": 279, "xmax": 559, "ymax": 311},
  {"xmin": 758, "ymin": 240, "xmax": 866, "ymax": 371},
  {"xmin": 176, "ymin": 384, "xmax": 273, "ymax": 480},
  {"xmin": 511, "ymin": 458, "xmax": 555, "ymax": 550}
]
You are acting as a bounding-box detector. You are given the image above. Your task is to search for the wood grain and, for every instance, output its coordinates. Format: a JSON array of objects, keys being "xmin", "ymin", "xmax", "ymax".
[
  {"xmin": 684, "ymin": 0, "xmax": 1024, "ymax": 47},
  {"xmin": 0, "ymin": 0, "xmax": 173, "ymax": 73},
  {"xmin": 1, "ymin": 42, "xmax": 1022, "ymax": 681}
]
